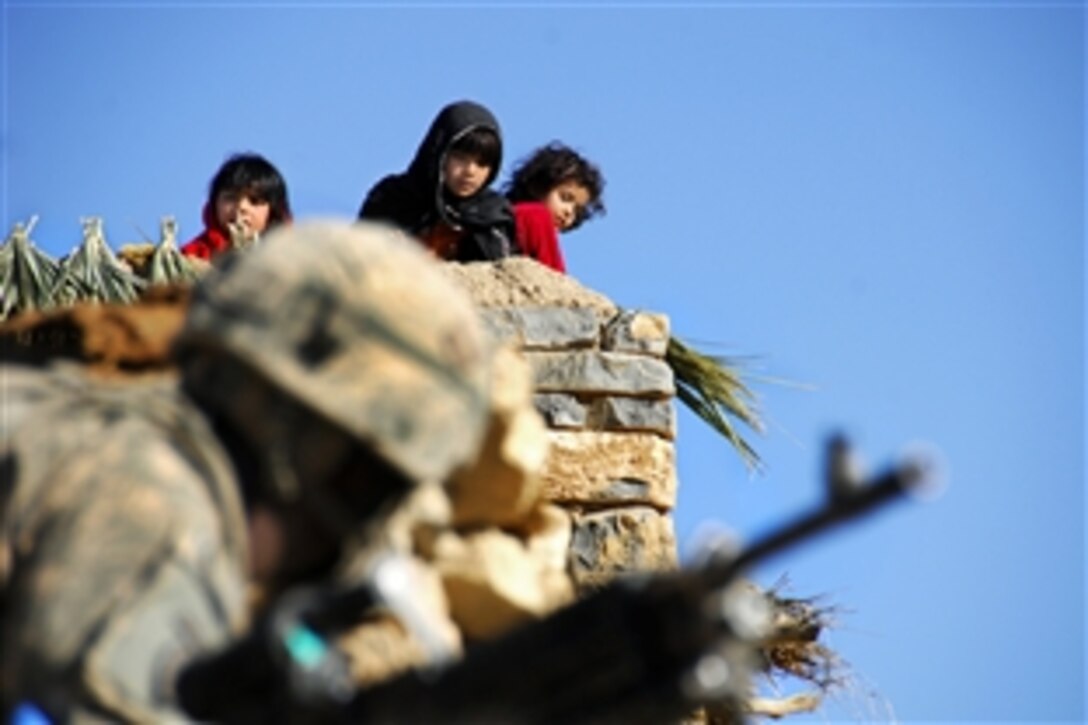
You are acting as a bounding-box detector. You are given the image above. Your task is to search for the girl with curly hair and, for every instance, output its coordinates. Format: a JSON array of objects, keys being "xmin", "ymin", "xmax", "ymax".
[{"xmin": 503, "ymin": 142, "xmax": 606, "ymax": 274}]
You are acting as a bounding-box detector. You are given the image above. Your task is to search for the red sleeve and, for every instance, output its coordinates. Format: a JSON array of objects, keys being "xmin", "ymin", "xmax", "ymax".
[
  {"xmin": 180, "ymin": 219, "xmax": 230, "ymax": 260},
  {"xmin": 180, "ymin": 235, "xmax": 213, "ymax": 260},
  {"xmin": 181, "ymin": 202, "xmax": 231, "ymax": 260},
  {"xmin": 513, "ymin": 202, "xmax": 566, "ymax": 274}
]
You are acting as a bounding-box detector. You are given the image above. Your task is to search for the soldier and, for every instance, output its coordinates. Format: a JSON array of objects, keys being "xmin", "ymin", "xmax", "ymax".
[{"xmin": 0, "ymin": 221, "xmax": 496, "ymax": 722}]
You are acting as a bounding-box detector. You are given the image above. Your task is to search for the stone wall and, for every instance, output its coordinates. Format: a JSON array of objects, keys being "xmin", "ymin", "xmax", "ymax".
[
  {"xmin": 335, "ymin": 258, "xmax": 687, "ymax": 684},
  {"xmin": 446, "ymin": 258, "xmax": 681, "ymax": 593}
]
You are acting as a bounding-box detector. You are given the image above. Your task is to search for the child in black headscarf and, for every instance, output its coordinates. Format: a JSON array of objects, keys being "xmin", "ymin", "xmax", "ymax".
[{"xmin": 358, "ymin": 100, "xmax": 517, "ymax": 262}]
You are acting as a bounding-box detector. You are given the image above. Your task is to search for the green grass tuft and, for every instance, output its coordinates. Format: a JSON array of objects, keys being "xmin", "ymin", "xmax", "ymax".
[{"xmin": 667, "ymin": 335, "xmax": 766, "ymax": 472}]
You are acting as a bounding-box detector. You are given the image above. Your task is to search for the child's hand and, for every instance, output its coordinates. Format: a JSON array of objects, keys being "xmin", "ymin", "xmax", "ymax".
[{"xmin": 227, "ymin": 219, "xmax": 260, "ymax": 250}]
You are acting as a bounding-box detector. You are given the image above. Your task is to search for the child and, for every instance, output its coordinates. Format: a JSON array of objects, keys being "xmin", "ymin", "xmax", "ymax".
[
  {"xmin": 358, "ymin": 100, "xmax": 516, "ymax": 262},
  {"xmin": 504, "ymin": 142, "xmax": 606, "ymax": 274},
  {"xmin": 181, "ymin": 153, "xmax": 292, "ymax": 261}
]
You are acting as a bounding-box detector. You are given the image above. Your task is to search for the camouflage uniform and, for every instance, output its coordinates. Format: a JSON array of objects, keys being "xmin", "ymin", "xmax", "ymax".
[
  {"xmin": 1, "ymin": 221, "xmax": 495, "ymax": 722},
  {"xmin": 0, "ymin": 364, "xmax": 250, "ymax": 722}
]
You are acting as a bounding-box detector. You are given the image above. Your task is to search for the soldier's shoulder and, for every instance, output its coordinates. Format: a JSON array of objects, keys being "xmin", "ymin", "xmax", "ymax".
[{"xmin": 2, "ymin": 363, "xmax": 179, "ymax": 435}]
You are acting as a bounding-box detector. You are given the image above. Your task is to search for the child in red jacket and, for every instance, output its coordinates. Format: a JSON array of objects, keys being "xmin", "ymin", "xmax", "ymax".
[
  {"xmin": 181, "ymin": 153, "xmax": 292, "ymax": 261},
  {"xmin": 504, "ymin": 142, "xmax": 606, "ymax": 273}
]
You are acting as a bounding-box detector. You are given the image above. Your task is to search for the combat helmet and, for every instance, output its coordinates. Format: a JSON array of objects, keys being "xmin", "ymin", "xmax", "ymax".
[{"xmin": 174, "ymin": 220, "xmax": 493, "ymax": 486}]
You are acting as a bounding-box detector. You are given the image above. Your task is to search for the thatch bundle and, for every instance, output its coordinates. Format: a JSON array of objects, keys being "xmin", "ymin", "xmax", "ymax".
[
  {"xmin": 0, "ymin": 218, "xmax": 67, "ymax": 319},
  {"xmin": 0, "ymin": 217, "xmax": 206, "ymax": 322}
]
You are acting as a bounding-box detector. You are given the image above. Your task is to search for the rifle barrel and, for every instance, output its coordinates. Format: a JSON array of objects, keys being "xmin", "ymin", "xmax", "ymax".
[{"xmin": 710, "ymin": 461, "xmax": 924, "ymax": 586}]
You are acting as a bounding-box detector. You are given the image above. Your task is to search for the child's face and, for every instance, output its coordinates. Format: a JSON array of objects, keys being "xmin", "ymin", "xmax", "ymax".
[
  {"xmin": 442, "ymin": 151, "xmax": 491, "ymax": 198},
  {"xmin": 215, "ymin": 188, "xmax": 271, "ymax": 237},
  {"xmin": 545, "ymin": 180, "xmax": 592, "ymax": 232}
]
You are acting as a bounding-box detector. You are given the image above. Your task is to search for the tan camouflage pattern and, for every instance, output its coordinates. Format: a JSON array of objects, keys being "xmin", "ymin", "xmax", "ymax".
[
  {"xmin": 175, "ymin": 221, "xmax": 494, "ymax": 487},
  {"xmin": 0, "ymin": 222, "xmax": 501, "ymax": 721},
  {"xmin": 1, "ymin": 363, "xmax": 249, "ymax": 722}
]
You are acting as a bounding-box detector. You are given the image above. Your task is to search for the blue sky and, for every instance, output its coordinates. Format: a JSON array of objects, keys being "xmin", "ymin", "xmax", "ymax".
[{"xmin": 2, "ymin": 2, "xmax": 1084, "ymax": 722}]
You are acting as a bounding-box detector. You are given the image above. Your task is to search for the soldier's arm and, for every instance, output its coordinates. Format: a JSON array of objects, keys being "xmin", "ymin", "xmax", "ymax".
[{"xmin": 2, "ymin": 427, "xmax": 249, "ymax": 723}]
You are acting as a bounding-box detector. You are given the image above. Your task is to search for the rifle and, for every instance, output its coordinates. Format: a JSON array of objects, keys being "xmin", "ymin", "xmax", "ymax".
[{"xmin": 178, "ymin": 435, "xmax": 935, "ymax": 724}]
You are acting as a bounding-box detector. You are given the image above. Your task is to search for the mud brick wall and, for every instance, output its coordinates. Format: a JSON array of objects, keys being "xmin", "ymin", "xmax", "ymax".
[{"xmin": 478, "ymin": 305, "xmax": 680, "ymax": 593}]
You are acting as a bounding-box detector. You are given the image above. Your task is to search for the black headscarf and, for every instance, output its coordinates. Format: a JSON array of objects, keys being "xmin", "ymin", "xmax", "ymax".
[{"xmin": 358, "ymin": 100, "xmax": 517, "ymax": 262}]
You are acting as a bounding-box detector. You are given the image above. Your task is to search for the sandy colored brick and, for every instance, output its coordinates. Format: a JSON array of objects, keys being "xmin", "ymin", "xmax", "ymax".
[
  {"xmin": 540, "ymin": 431, "xmax": 677, "ymax": 510},
  {"xmin": 442, "ymin": 257, "xmax": 616, "ymax": 319}
]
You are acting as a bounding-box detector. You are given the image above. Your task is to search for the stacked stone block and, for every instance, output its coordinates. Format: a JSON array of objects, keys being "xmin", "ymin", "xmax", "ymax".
[{"xmin": 477, "ymin": 305, "xmax": 680, "ymax": 592}]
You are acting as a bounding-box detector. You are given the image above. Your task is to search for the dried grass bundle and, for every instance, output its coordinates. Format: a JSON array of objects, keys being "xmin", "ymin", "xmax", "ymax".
[
  {"xmin": 147, "ymin": 217, "xmax": 204, "ymax": 286},
  {"xmin": 0, "ymin": 218, "xmax": 67, "ymax": 320},
  {"xmin": 760, "ymin": 591, "xmax": 840, "ymax": 689},
  {"xmin": 54, "ymin": 218, "xmax": 146, "ymax": 305}
]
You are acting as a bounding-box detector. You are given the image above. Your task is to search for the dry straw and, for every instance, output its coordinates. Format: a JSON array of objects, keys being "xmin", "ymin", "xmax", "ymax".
[
  {"xmin": 0, "ymin": 216, "xmax": 213, "ymax": 322},
  {"xmin": 0, "ymin": 217, "xmax": 67, "ymax": 320}
]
